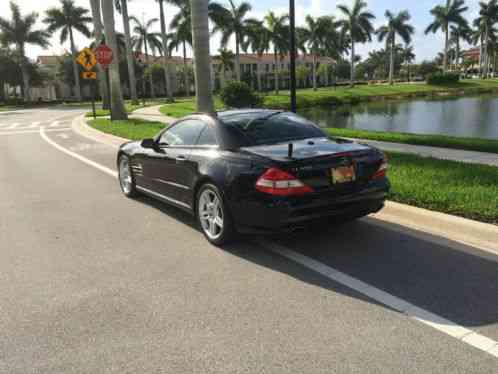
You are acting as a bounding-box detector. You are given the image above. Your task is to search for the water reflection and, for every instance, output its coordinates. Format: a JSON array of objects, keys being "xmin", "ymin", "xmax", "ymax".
[{"xmin": 300, "ymin": 94, "xmax": 498, "ymax": 139}]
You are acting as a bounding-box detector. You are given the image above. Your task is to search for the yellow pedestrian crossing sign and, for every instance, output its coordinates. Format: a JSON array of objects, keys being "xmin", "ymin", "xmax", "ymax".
[
  {"xmin": 76, "ymin": 48, "xmax": 97, "ymax": 71},
  {"xmin": 81, "ymin": 71, "xmax": 97, "ymax": 80}
]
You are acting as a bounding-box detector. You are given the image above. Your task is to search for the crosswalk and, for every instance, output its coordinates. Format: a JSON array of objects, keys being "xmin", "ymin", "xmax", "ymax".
[{"xmin": 0, "ymin": 120, "xmax": 70, "ymax": 133}]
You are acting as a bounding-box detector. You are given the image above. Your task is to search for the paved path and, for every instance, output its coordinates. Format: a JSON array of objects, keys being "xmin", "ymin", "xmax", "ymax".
[
  {"xmin": 351, "ymin": 138, "xmax": 498, "ymax": 167},
  {"xmin": 1, "ymin": 107, "xmax": 497, "ymax": 373},
  {"xmin": 130, "ymin": 104, "xmax": 175, "ymax": 125}
]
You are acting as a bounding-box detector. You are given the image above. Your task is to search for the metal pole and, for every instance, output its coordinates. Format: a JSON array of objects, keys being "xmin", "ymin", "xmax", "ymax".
[
  {"xmin": 289, "ymin": 0, "xmax": 297, "ymax": 113},
  {"xmin": 92, "ymin": 79, "xmax": 97, "ymax": 119}
]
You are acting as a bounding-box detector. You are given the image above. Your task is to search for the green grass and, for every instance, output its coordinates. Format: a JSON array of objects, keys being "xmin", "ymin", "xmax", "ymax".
[
  {"xmin": 86, "ymin": 117, "xmax": 498, "ymax": 224},
  {"xmin": 84, "ymin": 99, "xmax": 171, "ymax": 117},
  {"xmin": 326, "ymin": 128, "xmax": 498, "ymax": 155},
  {"xmin": 87, "ymin": 118, "xmax": 166, "ymax": 140},
  {"xmin": 387, "ymin": 152, "xmax": 498, "ymax": 224},
  {"xmin": 159, "ymin": 97, "xmax": 224, "ymax": 118},
  {"xmin": 158, "ymin": 79, "xmax": 498, "ymax": 118}
]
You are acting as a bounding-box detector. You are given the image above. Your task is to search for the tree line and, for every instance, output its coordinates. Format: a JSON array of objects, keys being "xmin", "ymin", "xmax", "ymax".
[{"xmin": 1, "ymin": 0, "xmax": 498, "ymax": 110}]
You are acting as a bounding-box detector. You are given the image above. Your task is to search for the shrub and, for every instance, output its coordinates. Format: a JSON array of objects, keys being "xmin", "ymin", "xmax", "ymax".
[
  {"xmin": 220, "ymin": 80, "xmax": 262, "ymax": 108},
  {"xmin": 426, "ymin": 72, "xmax": 460, "ymax": 85}
]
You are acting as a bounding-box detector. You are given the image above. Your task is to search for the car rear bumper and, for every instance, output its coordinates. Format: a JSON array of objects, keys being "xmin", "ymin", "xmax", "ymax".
[{"xmin": 232, "ymin": 179, "xmax": 389, "ymax": 234}]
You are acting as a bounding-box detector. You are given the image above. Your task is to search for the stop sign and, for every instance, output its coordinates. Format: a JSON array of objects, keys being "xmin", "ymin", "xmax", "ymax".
[{"xmin": 94, "ymin": 44, "xmax": 114, "ymax": 68}]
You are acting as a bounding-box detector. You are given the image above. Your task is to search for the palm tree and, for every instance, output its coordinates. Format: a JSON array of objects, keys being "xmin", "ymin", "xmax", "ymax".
[
  {"xmin": 0, "ymin": 1, "xmax": 50, "ymax": 102},
  {"xmin": 157, "ymin": 0, "xmax": 173, "ymax": 101},
  {"xmin": 337, "ymin": 0, "xmax": 376, "ymax": 86},
  {"xmin": 376, "ymin": 10, "xmax": 414, "ymax": 85},
  {"xmin": 300, "ymin": 16, "xmax": 339, "ymax": 90},
  {"xmin": 264, "ymin": 11, "xmax": 289, "ymax": 95},
  {"xmin": 211, "ymin": 0, "xmax": 253, "ymax": 81},
  {"xmin": 190, "ymin": 0, "xmax": 215, "ymax": 113},
  {"xmin": 114, "ymin": 0, "xmax": 139, "ymax": 105},
  {"xmin": 131, "ymin": 16, "xmax": 159, "ymax": 98},
  {"xmin": 88, "ymin": 0, "xmax": 110, "ymax": 109},
  {"xmin": 401, "ymin": 45, "xmax": 415, "ymax": 81},
  {"xmin": 244, "ymin": 19, "xmax": 270, "ymax": 92},
  {"xmin": 101, "ymin": 0, "xmax": 127, "ymax": 119},
  {"xmin": 217, "ymin": 48, "xmax": 235, "ymax": 86},
  {"xmin": 44, "ymin": 0, "xmax": 91, "ymax": 102},
  {"xmin": 425, "ymin": 0, "xmax": 468, "ymax": 73},
  {"xmin": 474, "ymin": 0, "xmax": 498, "ymax": 77},
  {"xmin": 450, "ymin": 23, "xmax": 471, "ymax": 70}
]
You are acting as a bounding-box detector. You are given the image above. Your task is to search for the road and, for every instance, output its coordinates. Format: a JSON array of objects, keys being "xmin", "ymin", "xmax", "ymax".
[{"xmin": 1, "ymin": 108, "xmax": 497, "ymax": 373}]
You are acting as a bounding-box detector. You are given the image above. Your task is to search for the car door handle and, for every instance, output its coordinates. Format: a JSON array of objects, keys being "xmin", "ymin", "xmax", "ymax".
[{"xmin": 176, "ymin": 155, "xmax": 187, "ymax": 162}]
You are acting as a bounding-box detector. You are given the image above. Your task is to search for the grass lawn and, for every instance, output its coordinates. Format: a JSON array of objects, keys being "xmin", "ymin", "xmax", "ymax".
[
  {"xmin": 84, "ymin": 99, "xmax": 171, "ymax": 117},
  {"xmin": 326, "ymin": 128, "xmax": 498, "ymax": 155},
  {"xmin": 387, "ymin": 152, "xmax": 498, "ymax": 224},
  {"xmin": 159, "ymin": 97, "xmax": 224, "ymax": 117},
  {"xmin": 88, "ymin": 118, "xmax": 166, "ymax": 140},
  {"xmin": 87, "ymin": 117, "xmax": 498, "ymax": 224}
]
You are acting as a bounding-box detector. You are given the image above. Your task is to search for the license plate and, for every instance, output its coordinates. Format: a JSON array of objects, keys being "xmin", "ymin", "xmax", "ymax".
[{"xmin": 331, "ymin": 165, "xmax": 356, "ymax": 184}]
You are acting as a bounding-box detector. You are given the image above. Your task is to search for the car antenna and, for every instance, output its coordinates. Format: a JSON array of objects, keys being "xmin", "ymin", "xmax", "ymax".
[{"xmin": 288, "ymin": 143, "xmax": 294, "ymax": 159}]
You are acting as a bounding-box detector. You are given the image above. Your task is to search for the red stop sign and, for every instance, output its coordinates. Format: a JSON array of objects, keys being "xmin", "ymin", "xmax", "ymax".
[{"xmin": 94, "ymin": 44, "xmax": 114, "ymax": 68}]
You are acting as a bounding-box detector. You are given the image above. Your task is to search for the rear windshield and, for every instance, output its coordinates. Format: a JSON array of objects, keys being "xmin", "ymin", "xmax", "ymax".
[{"xmin": 222, "ymin": 112, "xmax": 326, "ymax": 146}]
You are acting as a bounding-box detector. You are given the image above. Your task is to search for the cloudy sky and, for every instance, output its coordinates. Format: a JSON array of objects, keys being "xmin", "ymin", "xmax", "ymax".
[{"xmin": 0, "ymin": 0, "xmax": 481, "ymax": 62}]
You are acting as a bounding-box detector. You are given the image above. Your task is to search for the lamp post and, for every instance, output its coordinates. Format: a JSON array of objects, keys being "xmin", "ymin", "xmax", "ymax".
[{"xmin": 289, "ymin": 0, "xmax": 297, "ymax": 113}]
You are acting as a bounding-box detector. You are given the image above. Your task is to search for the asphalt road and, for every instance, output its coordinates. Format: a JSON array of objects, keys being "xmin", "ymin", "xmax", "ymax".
[{"xmin": 1, "ymin": 108, "xmax": 497, "ymax": 373}]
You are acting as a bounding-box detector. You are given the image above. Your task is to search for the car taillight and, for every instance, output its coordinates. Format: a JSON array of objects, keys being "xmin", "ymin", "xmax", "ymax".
[
  {"xmin": 372, "ymin": 156, "xmax": 388, "ymax": 179},
  {"xmin": 255, "ymin": 167, "xmax": 314, "ymax": 196}
]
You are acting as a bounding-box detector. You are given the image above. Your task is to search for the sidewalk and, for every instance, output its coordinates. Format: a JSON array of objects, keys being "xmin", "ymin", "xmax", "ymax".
[
  {"xmin": 130, "ymin": 105, "xmax": 175, "ymax": 125},
  {"xmin": 344, "ymin": 138, "xmax": 498, "ymax": 167}
]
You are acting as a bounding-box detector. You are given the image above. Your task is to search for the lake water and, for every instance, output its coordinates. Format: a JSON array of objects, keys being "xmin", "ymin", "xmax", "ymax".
[{"xmin": 299, "ymin": 94, "xmax": 498, "ymax": 140}]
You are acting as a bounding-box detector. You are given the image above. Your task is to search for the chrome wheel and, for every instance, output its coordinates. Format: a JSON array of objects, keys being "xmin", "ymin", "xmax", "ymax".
[
  {"xmin": 119, "ymin": 157, "xmax": 133, "ymax": 194},
  {"xmin": 198, "ymin": 188, "xmax": 224, "ymax": 240}
]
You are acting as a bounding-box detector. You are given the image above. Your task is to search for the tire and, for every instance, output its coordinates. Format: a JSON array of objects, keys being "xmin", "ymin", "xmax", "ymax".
[
  {"xmin": 118, "ymin": 155, "xmax": 138, "ymax": 198},
  {"xmin": 196, "ymin": 183, "xmax": 235, "ymax": 246}
]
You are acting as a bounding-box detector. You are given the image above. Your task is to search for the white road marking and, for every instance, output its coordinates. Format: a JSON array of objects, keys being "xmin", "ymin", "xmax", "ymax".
[
  {"xmin": 57, "ymin": 133, "xmax": 69, "ymax": 139},
  {"xmin": 39, "ymin": 126, "xmax": 498, "ymax": 360},
  {"xmin": 49, "ymin": 121, "xmax": 60, "ymax": 128},
  {"xmin": 40, "ymin": 127, "xmax": 117, "ymax": 178},
  {"xmin": 30, "ymin": 121, "xmax": 41, "ymax": 128},
  {"xmin": 256, "ymin": 239, "xmax": 498, "ymax": 359},
  {"xmin": 8, "ymin": 123, "xmax": 20, "ymax": 129},
  {"xmin": 0, "ymin": 128, "xmax": 70, "ymax": 136}
]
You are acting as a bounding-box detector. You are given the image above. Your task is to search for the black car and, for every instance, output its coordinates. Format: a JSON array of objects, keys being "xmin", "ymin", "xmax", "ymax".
[{"xmin": 117, "ymin": 110, "xmax": 389, "ymax": 245}]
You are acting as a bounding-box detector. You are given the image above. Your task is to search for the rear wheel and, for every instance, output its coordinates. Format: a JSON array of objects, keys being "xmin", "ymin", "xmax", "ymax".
[
  {"xmin": 118, "ymin": 155, "xmax": 138, "ymax": 197},
  {"xmin": 196, "ymin": 183, "xmax": 234, "ymax": 246}
]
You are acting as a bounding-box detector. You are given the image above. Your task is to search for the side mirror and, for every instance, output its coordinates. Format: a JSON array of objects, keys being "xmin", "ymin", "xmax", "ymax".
[{"xmin": 141, "ymin": 138, "xmax": 157, "ymax": 149}]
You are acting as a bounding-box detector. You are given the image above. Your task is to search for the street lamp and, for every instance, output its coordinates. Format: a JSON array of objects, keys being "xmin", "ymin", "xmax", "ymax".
[{"xmin": 289, "ymin": 0, "xmax": 297, "ymax": 113}]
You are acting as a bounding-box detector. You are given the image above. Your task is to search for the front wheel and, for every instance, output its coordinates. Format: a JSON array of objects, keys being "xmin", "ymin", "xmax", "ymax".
[
  {"xmin": 118, "ymin": 155, "xmax": 138, "ymax": 197},
  {"xmin": 196, "ymin": 183, "xmax": 235, "ymax": 246}
]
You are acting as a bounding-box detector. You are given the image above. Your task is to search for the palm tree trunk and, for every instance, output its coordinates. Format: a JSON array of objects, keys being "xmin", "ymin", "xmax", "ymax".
[
  {"xmin": 69, "ymin": 27, "xmax": 82, "ymax": 101},
  {"xmin": 182, "ymin": 42, "xmax": 190, "ymax": 96},
  {"xmin": 190, "ymin": 0, "xmax": 215, "ymax": 113},
  {"xmin": 443, "ymin": 26, "xmax": 449, "ymax": 73},
  {"xmin": 274, "ymin": 50, "xmax": 279, "ymax": 95},
  {"xmin": 158, "ymin": 0, "xmax": 173, "ymax": 102},
  {"xmin": 479, "ymin": 36, "xmax": 484, "ymax": 77},
  {"xmin": 235, "ymin": 33, "xmax": 241, "ymax": 81},
  {"xmin": 144, "ymin": 40, "xmax": 155, "ymax": 98},
  {"xmin": 101, "ymin": 0, "xmax": 127, "ymax": 120},
  {"xmin": 256, "ymin": 60, "xmax": 262, "ymax": 92},
  {"xmin": 88, "ymin": 0, "xmax": 110, "ymax": 109},
  {"xmin": 389, "ymin": 36, "xmax": 395, "ymax": 85},
  {"xmin": 350, "ymin": 39, "xmax": 355, "ymax": 87},
  {"xmin": 120, "ymin": 0, "xmax": 139, "ymax": 105},
  {"xmin": 484, "ymin": 27, "xmax": 490, "ymax": 78},
  {"xmin": 20, "ymin": 60, "xmax": 31, "ymax": 103},
  {"xmin": 312, "ymin": 54, "xmax": 317, "ymax": 91},
  {"xmin": 456, "ymin": 37, "xmax": 460, "ymax": 72}
]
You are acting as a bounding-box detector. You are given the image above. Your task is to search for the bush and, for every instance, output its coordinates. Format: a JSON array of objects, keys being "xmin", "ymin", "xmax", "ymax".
[
  {"xmin": 426, "ymin": 72, "xmax": 460, "ymax": 85},
  {"xmin": 220, "ymin": 81, "xmax": 262, "ymax": 108}
]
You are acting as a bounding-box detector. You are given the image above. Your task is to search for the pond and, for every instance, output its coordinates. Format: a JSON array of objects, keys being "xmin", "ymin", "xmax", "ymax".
[{"xmin": 299, "ymin": 94, "xmax": 498, "ymax": 140}]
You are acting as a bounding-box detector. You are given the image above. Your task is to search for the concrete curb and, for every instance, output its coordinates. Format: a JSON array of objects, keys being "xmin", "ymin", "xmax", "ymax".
[{"xmin": 73, "ymin": 115, "xmax": 498, "ymax": 255}]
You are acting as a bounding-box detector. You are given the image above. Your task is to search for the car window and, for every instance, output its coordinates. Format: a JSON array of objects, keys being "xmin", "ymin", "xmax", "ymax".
[
  {"xmin": 196, "ymin": 125, "xmax": 217, "ymax": 146},
  {"xmin": 226, "ymin": 112, "xmax": 325, "ymax": 146},
  {"xmin": 159, "ymin": 120, "xmax": 206, "ymax": 146}
]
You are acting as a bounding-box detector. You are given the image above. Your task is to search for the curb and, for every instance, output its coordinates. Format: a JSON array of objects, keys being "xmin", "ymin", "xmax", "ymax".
[{"xmin": 73, "ymin": 115, "xmax": 498, "ymax": 255}]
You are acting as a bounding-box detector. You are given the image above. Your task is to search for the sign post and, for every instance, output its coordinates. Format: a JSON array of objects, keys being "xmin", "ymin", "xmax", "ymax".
[
  {"xmin": 94, "ymin": 44, "xmax": 114, "ymax": 119},
  {"xmin": 76, "ymin": 48, "xmax": 98, "ymax": 119}
]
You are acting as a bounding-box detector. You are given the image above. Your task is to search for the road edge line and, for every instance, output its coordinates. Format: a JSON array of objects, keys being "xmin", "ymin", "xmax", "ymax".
[
  {"xmin": 40, "ymin": 126, "xmax": 118, "ymax": 179},
  {"xmin": 256, "ymin": 239, "xmax": 498, "ymax": 359}
]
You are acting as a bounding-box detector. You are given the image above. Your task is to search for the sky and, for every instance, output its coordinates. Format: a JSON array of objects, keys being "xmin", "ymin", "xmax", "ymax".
[{"xmin": 0, "ymin": 0, "xmax": 482, "ymax": 63}]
